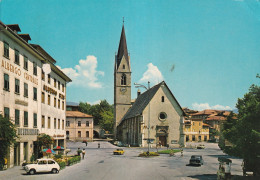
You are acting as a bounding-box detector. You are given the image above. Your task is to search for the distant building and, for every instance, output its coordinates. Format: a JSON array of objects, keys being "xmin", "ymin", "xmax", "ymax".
[
  {"xmin": 0, "ymin": 21, "xmax": 71, "ymax": 168},
  {"xmin": 66, "ymin": 111, "xmax": 94, "ymax": 142},
  {"xmin": 184, "ymin": 119, "xmax": 210, "ymax": 142}
]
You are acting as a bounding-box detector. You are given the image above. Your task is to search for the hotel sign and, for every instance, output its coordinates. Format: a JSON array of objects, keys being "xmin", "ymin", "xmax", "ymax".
[
  {"xmin": 15, "ymin": 99, "xmax": 28, "ymax": 106},
  {"xmin": 43, "ymin": 85, "xmax": 57, "ymax": 95},
  {"xmin": 1, "ymin": 59, "xmax": 38, "ymax": 85}
]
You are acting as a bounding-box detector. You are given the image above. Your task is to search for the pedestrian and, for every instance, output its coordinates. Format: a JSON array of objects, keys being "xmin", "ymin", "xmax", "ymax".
[
  {"xmin": 181, "ymin": 149, "xmax": 183, "ymax": 157},
  {"xmin": 82, "ymin": 148, "xmax": 86, "ymax": 159},
  {"xmin": 98, "ymin": 143, "xmax": 100, "ymax": 148},
  {"xmin": 86, "ymin": 141, "xmax": 88, "ymax": 146},
  {"xmin": 77, "ymin": 148, "xmax": 81, "ymax": 156}
]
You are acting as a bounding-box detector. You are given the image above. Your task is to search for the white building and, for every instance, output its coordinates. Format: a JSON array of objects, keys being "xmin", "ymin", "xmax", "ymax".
[{"xmin": 0, "ymin": 21, "xmax": 71, "ymax": 168}]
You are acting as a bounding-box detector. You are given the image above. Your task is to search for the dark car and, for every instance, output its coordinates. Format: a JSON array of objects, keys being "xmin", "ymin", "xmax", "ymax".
[{"xmin": 189, "ymin": 155, "xmax": 204, "ymax": 166}]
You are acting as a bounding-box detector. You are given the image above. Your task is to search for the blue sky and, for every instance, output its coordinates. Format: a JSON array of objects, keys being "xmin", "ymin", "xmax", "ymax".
[{"xmin": 1, "ymin": 0, "xmax": 260, "ymax": 110}]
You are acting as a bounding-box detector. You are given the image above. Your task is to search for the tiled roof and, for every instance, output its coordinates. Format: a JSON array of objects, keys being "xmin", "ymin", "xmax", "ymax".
[
  {"xmin": 121, "ymin": 81, "xmax": 184, "ymax": 122},
  {"xmin": 192, "ymin": 109, "xmax": 219, "ymax": 116},
  {"xmin": 206, "ymin": 116, "xmax": 226, "ymax": 121},
  {"xmin": 203, "ymin": 123, "xmax": 210, "ymax": 127},
  {"xmin": 66, "ymin": 111, "xmax": 92, "ymax": 118}
]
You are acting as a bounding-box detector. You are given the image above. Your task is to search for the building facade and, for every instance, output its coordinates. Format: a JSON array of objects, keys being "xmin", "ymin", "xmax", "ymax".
[
  {"xmin": 66, "ymin": 111, "xmax": 94, "ymax": 142},
  {"xmin": 184, "ymin": 120, "xmax": 210, "ymax": 142},
  {"xmin": 0, "ymin": 21, "xmax": 71, "ymax": 168}
]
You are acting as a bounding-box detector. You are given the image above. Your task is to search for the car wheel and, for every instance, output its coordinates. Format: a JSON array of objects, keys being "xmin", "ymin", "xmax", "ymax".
[
  {"xmin": 52, "ymin": 168, "xmax": 58, "ymax": 174},
  {"xmin": 29, "ymin": 169, "xmax": 35, "ymax": 175}
]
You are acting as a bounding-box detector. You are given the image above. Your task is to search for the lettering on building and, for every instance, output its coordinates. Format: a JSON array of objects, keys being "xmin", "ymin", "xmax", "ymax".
[
  {"xmin": 43, "ymin": 85, "xmax": 57, "ymax": 96},
  {"xmin": 59, "ymin": 93, "xmax": 65, "ymax": 100},
  {"xmin": 15, "ymin": 99, "xmax": 28, "ymax": 106}
]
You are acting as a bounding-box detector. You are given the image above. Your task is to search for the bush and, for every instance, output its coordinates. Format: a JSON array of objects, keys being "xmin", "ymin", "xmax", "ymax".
[
  {"xmin": 58, "ymin": 161, "xmax": 66, "ymax": 170},
  {"xmin": 67, "ymin": 156, "xmax": 81, "ymax": 166},
  {"xmin": 139, "ymin": 151, "xmax": 159, "ymax": 157},
  {"xmin": 54, "ymin": 154, "xmax": 62, "ymax": 159}
]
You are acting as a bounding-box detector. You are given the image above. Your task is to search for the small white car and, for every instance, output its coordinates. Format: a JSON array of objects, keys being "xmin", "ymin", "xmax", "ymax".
[{"xmin": 25, "ymin": 159, "xmax": 60, "ymax": 175}]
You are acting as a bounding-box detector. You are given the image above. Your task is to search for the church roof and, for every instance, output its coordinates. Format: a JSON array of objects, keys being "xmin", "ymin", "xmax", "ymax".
[
  {"xmin": 121, "ymin": 81, "xmax": 185, "ymax": 122},
  {"xmin": 116, "ymin": 25, "xmax": 129, "ymax": 69}
]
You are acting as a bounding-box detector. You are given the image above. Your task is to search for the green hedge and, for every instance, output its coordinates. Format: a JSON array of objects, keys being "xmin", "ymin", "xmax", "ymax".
[
  {"xmin": 58, "ymin": 161, "xmax": 66, "ymax": 170},
  {"xmin": 67, "ymin": 156, "xmax": 81, "ymax": 166},
  {"xmin": 158, "ymin": 149, "xmax": 181, "ymax": 154},
  {"xmin": 139, "ymin": 151, "xmax": 159, "ymax": 157}
]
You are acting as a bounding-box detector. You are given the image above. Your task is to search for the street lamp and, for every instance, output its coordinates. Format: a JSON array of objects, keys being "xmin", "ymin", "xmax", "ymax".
[{"xmin": 134, "ymin": 81, "xmax": 151, "ymax": 153}]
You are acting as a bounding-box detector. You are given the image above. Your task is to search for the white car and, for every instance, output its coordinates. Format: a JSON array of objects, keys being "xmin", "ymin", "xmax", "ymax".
[{"xmin": 25, "ymin": 159, "xmax": 60, "ymax": 175}]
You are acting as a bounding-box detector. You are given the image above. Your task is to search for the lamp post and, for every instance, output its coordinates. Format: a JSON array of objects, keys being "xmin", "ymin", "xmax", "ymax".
[{"xmin": 134, "ymin": 81, "xmax": 150, "ymax": 153}]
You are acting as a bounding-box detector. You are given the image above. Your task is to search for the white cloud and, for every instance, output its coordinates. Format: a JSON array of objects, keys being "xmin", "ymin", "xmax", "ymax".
[
  {"xmin": 192, "ymin": 103, "xmax": 232, "ymax": 111},
  {"xmin": 58, "ymin": 55, "xmax": 104, "ymax": 88},
  {"xmin": 139, "ymin": 63, "xmax": 164, "ymax": 85},
  {"xmin": 87, "ymin": 100, "xmax": 101, "ymax": 105}
]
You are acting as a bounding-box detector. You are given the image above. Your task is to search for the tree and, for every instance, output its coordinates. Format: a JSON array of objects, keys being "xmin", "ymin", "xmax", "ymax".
[
  {"xmin": 220, "ymin": 75, "xmax": 260, "ymax": 176},
  {"xmin": 100, "ymin": 111, "xmax": 114, "ymax": 133},
  {"xmin": 0, "ymin": 115, "xmax": 17, "ymax": 170},
  {"xmin": 79, "ymin": 100, "xmax": 114, "ymax": 127},
  {"xmin": 35, "ymin": 133, "xmax": 54, "ymax": 158}
]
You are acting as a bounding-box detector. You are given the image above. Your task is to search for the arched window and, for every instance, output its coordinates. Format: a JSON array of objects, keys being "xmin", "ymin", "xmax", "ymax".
[
  {"xmin": 121, "ymin": 74, "xmax": 126, "ymax": 85},
  {"xmin": 123, "ymin": 65, "xmax": 125, "ymax": 69},
  {"xmin": 161, "ymin": 96, "xmax": 164, "ymax": 102}
]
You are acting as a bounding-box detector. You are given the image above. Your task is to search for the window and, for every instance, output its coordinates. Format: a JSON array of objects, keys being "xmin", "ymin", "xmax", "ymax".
[
  {"xmin": 121, "ymin": 74, "xmax": 126, "ymax": 85},
  {"xmin": 58, "ymin": 81, "xmax": 60, "ymax": 90},
  {"xmin": 15, "ymin": 49, "xmax": 19, "ymax": 65},
  {"xmin": 204, "ymin": 135, "xmax": 207, "ymax": 141},
  {"xmin": 48, "ymin": 95, "xmax": 50, "ymax": 105},
  {"xmin": 54, "ymin": 118, "xmax": 57, "ymax": 129},
  {"xmin": 24, "ymin": 83, "xmax": 28, "ymax": 97},
  {"xmin": 24, "ymin": 111, "xmax": 28, "ymax": 127},
  {"xmin": 41, "ymin": 92, "xmax": 45, "ymax": 103},
  {"xmin": 33, "ymin": 113, "xmax": 37, "ymax": 127},
  {"xmin": 42, "ymin": 116, "xmax": 45, "ymax": 128},
  {"xmin": 15, "ymin": 109, "xmax": 20, "ymax": 126},
  {"xmin": 48, "ymin": 75, "xmax": 50, "ymax": 84},
  {"xmin": 78, "ymin": 131, "xmax": 81, "ymax": 137},
  {"xmin": 4, "ymin": 107, "xmax": 9, "ymax": 119},
  {"xmin": 186, "ymin": 135, "xmax": 189, "ymax": 142},
  {"xmin": 58, "ymin": 100, "xmax": 60, "ymax": 109},
  {"xmin": 4, "ymin": 42, "xmax": 9, "ymax": 58},
  {"xmin": 24, "ymin": 56, "xmax": 28, "ymax": 70},
  {"xmin": 15, "ymin": 79, "xmax": 20, "ymax": 94},
  {"xmin": 62, "ymin": 120, "xmax": 64, "ymax": 130},
  {"xmin": 4, "ymin": 74, "xmax": 9, "ymax": 91},
  {"xmin": 33, "ymin": 62, "xmax": 37, "ymax": 76},
  {"xmin": 42, "ymin": 70, "xmax": 45, "ymax": 81},
  {"xmin": 199, "ymin": 122, "xmax": 201, "ymax": 126},
  {"xmin": 58, "ymin": 119, "xmax": 60, "ymax": 129},
  {"xmin": 161, "ymin": 96, "xmax": 164, "ymax": 102},
  {"xmin": 62, "ymin": 84, "xmax": 64, "ymax": 92},
  {"xmin": 48, "ymin": 160, "xmax": 55, "ymax": 164},
  {"xmin": 33, "ymin": 87, "xmax": 37, "ymax": 100},
  {"xmin": 123, "ymin": 64, "xmax": 125, "ymax": 69},
  {"xmin": 54, "ymin": 97, "xmax": 56, "ymax": 107},
  {"xmin": 62, "ymin": 101, "xmax": 64, "ymax": 110},
  {"xmin": 48, "ymin": 117, "xmax": 51, "ymax": 129},
  {"xmin": 86, "ymin": 131, "xmax": 89, "ymax": 138},
  {"xmin": 66, "ymin": 121, "xmax": 70, "ymax": 127},
  {"xmin": 86, "ymin": 121, "xmax": 89, "ymax": 127},
  {"xmin": 78, "ymin": 121, "xmax": 81, "ymax": 127},
  {"xmin": 54, "ymin": 79, "xmax": 56, "ymax": 87},
  {"xmin": 158, "ymin": 112, "xmax": 167, "ymax": 121},
  {"xmin": 192, "ymin": 135, "xmax": 195, "ymax": 141}
]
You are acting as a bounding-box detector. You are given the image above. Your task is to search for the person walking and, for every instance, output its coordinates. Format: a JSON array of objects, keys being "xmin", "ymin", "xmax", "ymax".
[{"xmin": 82, "ymin": 149, "xmax": 86, "ymax": 159}]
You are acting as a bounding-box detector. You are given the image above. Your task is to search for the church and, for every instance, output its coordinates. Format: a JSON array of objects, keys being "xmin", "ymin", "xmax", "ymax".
[{"xmin": 114, "ymin": 24, "xmax": 185, "ymax": 148}]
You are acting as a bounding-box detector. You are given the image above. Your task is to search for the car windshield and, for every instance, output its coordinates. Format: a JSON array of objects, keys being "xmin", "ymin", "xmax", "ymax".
[{"xmin": 191, "ymin": 156, "xmax": 201, "ymax": 159}]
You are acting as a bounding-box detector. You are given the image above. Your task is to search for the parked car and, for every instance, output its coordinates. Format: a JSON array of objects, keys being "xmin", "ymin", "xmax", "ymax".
[
  {"xmin": 24, "ymin": 159, "xmax": 60, "ymax": 175},
  {"xmin": 113, "ymin": 149, "xmax": 125, "ymax": 155},
  {"xmin": 197, "ymin": 144, "xmax": 205, "ymax": 149},
  {"xmin": 189, "ymin": 155, "xmax": 204, "ymax": 166}
]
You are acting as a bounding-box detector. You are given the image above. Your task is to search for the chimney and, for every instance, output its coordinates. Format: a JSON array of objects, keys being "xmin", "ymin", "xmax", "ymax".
[{"xmin": 137, "ymin": 89, "xmax": 141, "ymax": 97}]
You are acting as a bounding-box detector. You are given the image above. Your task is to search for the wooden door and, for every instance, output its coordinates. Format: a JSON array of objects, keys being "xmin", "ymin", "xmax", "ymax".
[{"xmin": 159, "ymin": 136, "xmax": 167, "ymax": 146}]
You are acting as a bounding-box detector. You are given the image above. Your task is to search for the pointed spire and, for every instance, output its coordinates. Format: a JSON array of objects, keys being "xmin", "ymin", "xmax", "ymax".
[{"xmin": 117, "ymin": 22, "xmax": 129, "ymax": 68}]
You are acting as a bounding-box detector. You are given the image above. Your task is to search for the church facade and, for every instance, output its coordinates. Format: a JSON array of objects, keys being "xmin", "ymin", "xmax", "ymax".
[{"xmin": 114, "ymin": 24, "xmax": 185, "ymax": 147}]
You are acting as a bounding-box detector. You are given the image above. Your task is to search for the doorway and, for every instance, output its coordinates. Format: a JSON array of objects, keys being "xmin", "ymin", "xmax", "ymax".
[
  {"xmin": 159, "ymin": 136, "xmax": 167, "ymax": 146},
  {"xmin": 14, "ymin": 143, "xmax": 20, "ymax": 166}
]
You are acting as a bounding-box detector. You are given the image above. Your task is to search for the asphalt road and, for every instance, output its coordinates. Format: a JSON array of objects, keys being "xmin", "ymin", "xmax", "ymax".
[{"xmin": 0, "ymin": 141, "xmax": 244, "ymax": 180}]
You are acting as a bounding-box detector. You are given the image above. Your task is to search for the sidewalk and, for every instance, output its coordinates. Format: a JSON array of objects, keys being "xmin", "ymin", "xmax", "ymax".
[{"xmin": 0, "ymin": 165, "xmax": 24, "ymax": 180}]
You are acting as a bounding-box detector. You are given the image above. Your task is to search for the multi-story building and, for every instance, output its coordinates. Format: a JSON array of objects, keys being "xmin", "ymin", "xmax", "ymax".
[
  {"xmin": 0, "ymin": 21, "xmax": 71, "ymax": 168},
  {"xmin": 184, "ymin": 119, "xmax": 210, "ymax": 142},
  {"xmin": 66, "ymin": 111, "xmax": 93, "ymax": 142}
]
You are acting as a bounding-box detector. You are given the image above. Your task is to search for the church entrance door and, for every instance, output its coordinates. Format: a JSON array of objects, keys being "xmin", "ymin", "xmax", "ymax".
[{"xmin": 159, "ymin": 136, "xmax": 167, "ymax": 146}]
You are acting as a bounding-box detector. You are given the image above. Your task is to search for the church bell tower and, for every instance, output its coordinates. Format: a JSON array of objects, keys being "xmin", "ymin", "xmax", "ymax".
[{"xmin": 114, "ymin": 23, "xmax": 131, "ymax": 138}]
